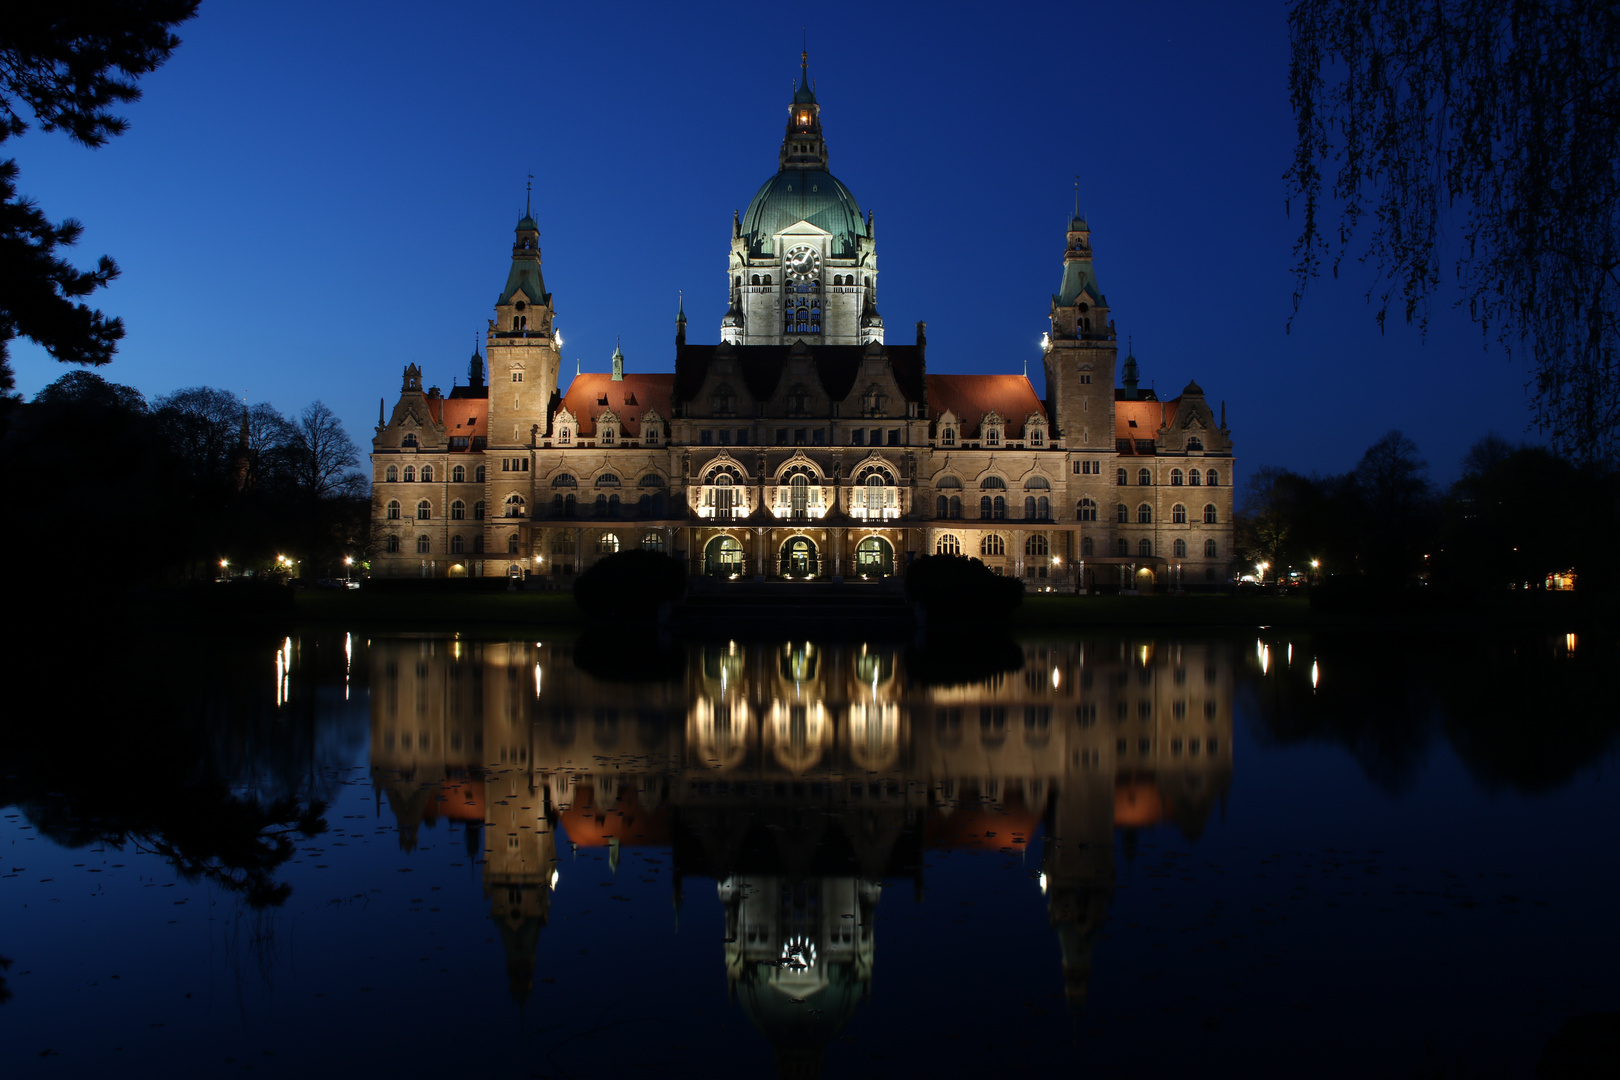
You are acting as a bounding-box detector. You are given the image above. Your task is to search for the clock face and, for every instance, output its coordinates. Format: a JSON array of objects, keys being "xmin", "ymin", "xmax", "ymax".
[{"xmin": 784, "ymin": 245, "xmax": 822, "ymax": 282}]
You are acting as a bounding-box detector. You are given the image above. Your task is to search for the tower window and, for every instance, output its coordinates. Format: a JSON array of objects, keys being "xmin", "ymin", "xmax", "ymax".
[{"xmin": 512, "ymin": 371, "xmax": 524, "ymax": 382}]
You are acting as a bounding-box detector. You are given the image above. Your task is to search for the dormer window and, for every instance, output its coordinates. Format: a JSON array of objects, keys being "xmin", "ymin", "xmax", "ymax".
[
  {"xmin": 941, "ymin": 425, "xmax": 955, "ymax": 446},
  {"xmin": 644, "ymin": 424, "xmax": 660, "ymax": 445},
  {"xmin": 559, "ymin": 426, "xmax": 571, "ymax": 444}
]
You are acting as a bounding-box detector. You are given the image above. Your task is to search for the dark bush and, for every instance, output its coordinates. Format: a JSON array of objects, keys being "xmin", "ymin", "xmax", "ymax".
[
  {"xmin": 572, "ymin": 550, "xmax": 687, "ymax": 622},
  {"xmin": 904, "ymin": 554, "xmax": 1024, "ymax": 620}
]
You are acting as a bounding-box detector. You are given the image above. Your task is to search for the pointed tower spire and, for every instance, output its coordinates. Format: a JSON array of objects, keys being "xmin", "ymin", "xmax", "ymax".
[
  {"xmin": 675, "ymin": 290, "xmax": 687, "ymax": 347},
  {"xmin": 780, "ymin": 48, "xmax": 827, "ymax": 170},
  {"xmin": 611, "ymin": 338, "xmax": 624, "ymax": 381},
  {"xmin": 468, "ymin": 334, "xmax": 485, "ymax": 388}
]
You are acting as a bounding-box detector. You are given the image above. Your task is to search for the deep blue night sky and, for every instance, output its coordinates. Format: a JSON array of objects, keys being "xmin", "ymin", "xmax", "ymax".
[{"xmin": 5, "ymin": 0, "xmax": 1537, "ymax": 484}]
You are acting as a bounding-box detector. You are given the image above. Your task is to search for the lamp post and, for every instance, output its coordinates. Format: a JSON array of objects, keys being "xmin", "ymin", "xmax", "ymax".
[{"xmin": 343, "ymin": 556, "xmax": 353, "ymax": 585}]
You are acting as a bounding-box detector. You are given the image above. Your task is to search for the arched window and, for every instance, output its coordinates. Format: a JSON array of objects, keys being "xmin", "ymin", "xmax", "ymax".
[
  {"xmin": 1138, "ymin": 468, "xmax": 1152, "ymax": 485},
  {"xmin": 936, "ymin": 534, "xmax": 961, "ymax": 556},
  {"xmin": 1204, "ymin": 503, "xmax": 1218, "ymax": 523},
  {"xmin": 452, "ymin": 465, "xmax": 465, "ymax": 483},
  {"xmin": 981, "ymin": 534, "xmax": 1005, "ymax": 557},
  {"xmin": 1205, "ymin": 539, "xmax": 1218, "ymax": 557},
  {"xmin": 1078, "ymin": 498, "xmax": 1097, "ymax": 521},
  {"xmin": 1024, "ymin": 495, "xmax": 1037, "ymax": 520},
  {"xmin": 1170, "ymin": 469, "xmax": 1183, "ymax": 486},
  {"xmin": 1117, "ymin": 503, "xmax": 1128, "ymax": 523},
  {"xmin": 451, "ymin": 499, "xmax": 466, "ymax": 520},
  {"xmin": 403, "ymin": 465, "xmax": 416, "ymax": 483},
  {"xmin": 417, "ymin": 535, "xmax": 431, "ymax": 553},
  {"xmin": 401, "ymin": 434, "xmax": 418, "ymax": 448},
  {"xmin": 386, "ymin": 500, "xmax": 401, "ymax": 520},
  {"xmin": 420, "ymin": 465, "xmax": 433, "ymax": 482},
  {"xmin": 416, "ymin": 499, "xmax": 431, "ymax": 520},
  {"xmin": 1206, "ymin": 470, "xmax": 1220, "ymax": 486},
  {"xmin": 980, "ymin": 495, "xmax": 993, "ymax": 518},
  {"xmin": 552, "ymin": 532, "xmax": 577, "ymax": 555},
  {"xmin": 1139, "ymin": 538, "xmax": 1153, "ymax": 557},
  {"xmin": 641, "ymin": 533, "xmax": 665, "ymax": 552},
  {"xmin": 992, "ymin": 495, "xmax": 1007, "ymax": 519},
  {"xmin": 386, "ymin": 535, "xmax": 400, "ymax": 553},
  {"xmin": 1173, "ymin": 538, "xmax": 1187, "ymax": 557},
  {"xmin": 1172, "ymin": 504, "xmax": 1186, "ymax": 524},
  {"xmin": 451, "ymin": 534, "xmax": 465, "ymax": 554},
  {"xmin": 1138, "ymin": 503, "xmax": 1152, "ymax": 523},
  {"xmin": 1187, "ymin": 437, "xmax": 1204, "ymax": 452},
  {"xmin": 473, "ymin": 535, "xmax": 485, "ymax": 553},
  {"xmin": 980, "ymin": 475, "xmax": 1006, "ymax": 490},
  {"xmin": 1116, "ymin": 468, "xmax": 1127, "ymax": 485},
  {"xmin": 504, "ymin": 494, "xmax": 526, "ymax": 517},
  {"xmin": 751, "ymin": 274, "xmax": 760, "ymax": 285},
  {"xmin": 473, "ymin": 500, "xmax": 485, "ymax": 520},
  {"xmin": 1023, "ymin": 475, "xmax": 1050, "ymax": 491},
  {"xmin": 597, "ymin": 533, "xmax": 619, "ymax": 553},
  {"xmin": 1117, "ymin": 538, "xmax": 1130, "ymax": 556},
  {"xmin": 595, "ymin": 473, "xmax": 620, "ymax": 487},
  {"xmin": 948, "ymin": 495, "xmax": 961, "ymax": 518},
  {"xmin": 864, "ymin": 473, "xmax": 885, "ymax": 515},
  {"xmin": 1037, "ymin": 496, "xmax": 1050, "ymax": 520},
  {"xmin": 1025, "ymin": 534, "xmax": 1049, "ymax": 557},
  {"xmin": 552, "ymin": 472, "xmax": 578, "ymax": 488},
  {"xmin": 507, "ymin": 534, "xmax": 520, "ymax": 554},
  {"xmin": 936, "ymin": 495, "xmax": 949, "ymax": 518},
  {"xmin": 385, "ymin": 465, "xmax": 398, "ymax": 483},
  {"xmin": 1189, "ymin": 469, "xmax": 1201, "ymax": 486},
  {"xmin": 639, "ymin": 473, "xmax": 665, "ymax": 488},
  {"xmin": 1081, "ymin": 536, "xmax": 1094, "ymax": 556},
  {"xmin": 474, "ymin": 465, "xmax": 486, "ymax": 483}
]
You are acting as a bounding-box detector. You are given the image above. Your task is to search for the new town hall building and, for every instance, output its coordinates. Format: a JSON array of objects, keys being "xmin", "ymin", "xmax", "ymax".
[{"xmin": 370, "ymin": 58, "xmax": 1234, "ymax": 591}]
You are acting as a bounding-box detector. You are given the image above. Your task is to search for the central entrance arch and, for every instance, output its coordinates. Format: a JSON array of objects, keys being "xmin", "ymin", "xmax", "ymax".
[
  {"xmin": 704, "ymin": 535, "xmax": 743, "ymax": 576},
  {"xmin": 855, "ymin": 536, "xmax": 894, "ymax": 577},
  {"xmin": 779, "ymin": 536, "xmax": 819, "ymax": 577}
]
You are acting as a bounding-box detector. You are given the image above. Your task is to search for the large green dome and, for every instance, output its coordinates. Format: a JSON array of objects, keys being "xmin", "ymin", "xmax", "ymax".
[{"xmin": 741, "ymin": 170, "xmax": 865, "ymax": 257}]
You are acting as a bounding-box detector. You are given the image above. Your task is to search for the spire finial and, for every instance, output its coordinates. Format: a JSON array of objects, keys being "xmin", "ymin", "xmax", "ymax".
[
  {"xmin": 525, "ymin": 172, "xmax": 533, "ymax": 217},
  {"xmin": 677, "ymin": 289, "xmax": 685, "ymax": 317}
]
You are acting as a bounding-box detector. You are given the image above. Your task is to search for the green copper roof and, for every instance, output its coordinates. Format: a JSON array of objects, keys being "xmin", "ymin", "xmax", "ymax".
[
  {"xmin": 499, "ymin": 260, "xmax": 547, "ymax": 306},
  {"xmin": 516, "ymin": 212, "xmax": 539, "ymax": 231},
  {"xmin": 1057, "ymin": 257, "xmax": 1102, "ymax": 306},
  {"xmin": 741, "ymin": 169, "xmax": 865, "ymax": 256}
]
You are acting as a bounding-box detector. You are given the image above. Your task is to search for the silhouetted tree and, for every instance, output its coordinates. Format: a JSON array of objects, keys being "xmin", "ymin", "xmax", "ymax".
[
  {"xmin": 0, "ymin": 3, "xmax": 201, "ymax": 395},
  {"xmin": 287, "ymin": 401, "xmax": 363, "ymax": 502},
  {"xmin": 1287, "ymin": 0, "xmax": 1620, "ymax": 459}
]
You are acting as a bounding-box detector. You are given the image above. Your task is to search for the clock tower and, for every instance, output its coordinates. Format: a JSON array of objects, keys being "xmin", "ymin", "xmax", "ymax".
[{"xmin": 723, "ymin": 53, "xmax": 880, "ymax": 346}]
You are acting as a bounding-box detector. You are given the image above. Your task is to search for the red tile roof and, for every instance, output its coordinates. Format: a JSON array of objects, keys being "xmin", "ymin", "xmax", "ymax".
[
  {"xmin": 926, "ymin": 374, "xmax": 1046, "ymax": 438},
  {"xmin": 558, "ymin": 374, "xmax": 675, "ymax": 437},
  {"xmin": 436, "ymin": 396, "xmax": 488, "ymax": 447},
  {"xmin": 1115, "ymin": 397, "xmax": 1179, "ymax": 452}
]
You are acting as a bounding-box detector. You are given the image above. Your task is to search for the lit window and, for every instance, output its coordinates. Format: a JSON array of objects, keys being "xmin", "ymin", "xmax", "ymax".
[
  {"xmin": 980, "ymin": 535, "xmax": 1005, "ymax": 557},
  {"xmin": 937, "ymin": 535, "xmax": 961, "ymax": 556}
]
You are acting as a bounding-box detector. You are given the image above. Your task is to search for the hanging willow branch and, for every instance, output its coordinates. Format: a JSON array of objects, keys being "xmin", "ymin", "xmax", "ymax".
[{"xmin": 1287, "ymin": 0, "xmax": 1620, "ymax": 461}]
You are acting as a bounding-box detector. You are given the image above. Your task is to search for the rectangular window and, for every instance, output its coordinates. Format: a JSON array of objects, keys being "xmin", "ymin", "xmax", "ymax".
[
  {"xmin": 888, "ymin": 429, "xmax": 900, "ymax": 446},
  {"xmin": 720, "ymin": 429, "xmax": 731, "ymax": 445},
  {"xmin": 776, "ymin": 428, "xmax": 788, "ymax": 445},
  {"xmin": 813, "ymin": 428, "xmax": 825, "ymax": 445},
  {"xmin": 795, "ymin": 429, "xmax": 806, "ymax": 445},
  {"xmin": 511, "ymin": 371, "xmax": 524, "ymax": 382},
  {"xmin": 737, "ymin": 428, "xmax": 750, "ymax": 444},
  {"xmin": 701, "ymin": 430, "xmax": 713, "ymax": 445},
  {"xmin": 1073, "ymin": 460, "xmax": 1083, "ymax": 474},
  {"xmin": 870, "ymin": 428, "xmax": 881, "ymax": 445},
  {"xmin": 1080, "ymin": 373, "xmax": 1092, "ymax": 384},
  {"xmin": 852, "ymin": 429, "xmax": 865, "ymax": 446}
]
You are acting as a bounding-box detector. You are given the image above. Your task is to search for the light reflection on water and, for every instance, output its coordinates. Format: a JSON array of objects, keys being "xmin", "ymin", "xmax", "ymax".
[{"xmin": 1, "ymin": 629, "xmax": 1616, "ymax": 1078}]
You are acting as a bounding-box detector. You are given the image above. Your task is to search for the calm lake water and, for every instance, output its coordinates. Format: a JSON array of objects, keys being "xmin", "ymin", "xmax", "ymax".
[{"xmin": 2, "ymin": 625, "xmax": 1616, "ymax": 1078}]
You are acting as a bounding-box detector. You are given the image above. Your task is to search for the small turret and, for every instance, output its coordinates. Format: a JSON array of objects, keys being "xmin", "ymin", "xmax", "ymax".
[
  {"xmin": 468, "ymin": 345, "xmax": 485, "ymax": 388},
  {"xmin": 675, "ymin": 292, "xmax": 687, "ymax": 347},
  {"xmin": 611, "ymin": 340, "xmax": 624, "ymax": 381},
  {"xmin": 1121, "ymin": 351, "xmax": 1140, "ymax": 399}
]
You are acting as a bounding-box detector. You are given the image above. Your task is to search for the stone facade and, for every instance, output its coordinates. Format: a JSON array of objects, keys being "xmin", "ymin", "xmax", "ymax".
[{"xmin": 369, "ymin": 57, "xmax": 1235, "ymax": 592}]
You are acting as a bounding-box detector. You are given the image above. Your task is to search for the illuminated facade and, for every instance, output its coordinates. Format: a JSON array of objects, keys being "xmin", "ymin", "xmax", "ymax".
[
  {"xmin": 368, "ymin": 635, "xmax": 1235, "ymax": 1035},
  {"xmin": 369, "ymin": 54, "xmax": 1235, "ymax": 591}
]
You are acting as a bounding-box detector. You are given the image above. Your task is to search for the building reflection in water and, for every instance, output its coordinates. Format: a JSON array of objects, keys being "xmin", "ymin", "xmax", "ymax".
[{"xmin": 369, "ymin": 635, "xmax": 1233, "ymax": 1069}]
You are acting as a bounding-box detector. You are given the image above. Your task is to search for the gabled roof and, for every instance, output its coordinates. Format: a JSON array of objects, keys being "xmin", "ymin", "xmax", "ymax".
[
  {"xmin": 559, "ymin": 373, "xmax": 674, "ymax": 436},
  {"xmin": 441, "ymin": 397, "xmax": 488, "ymax": 448},
  {"xmin": 926, "ymin": 374, "xmax": 1046, "ymax": 437},
  {"xmin": 1114, "ymin": 397, "xmax": 1181, "ymax": 453},
  {"xmin": 673, "ymin": 344, "xmax": 925, "ymax": 406}
]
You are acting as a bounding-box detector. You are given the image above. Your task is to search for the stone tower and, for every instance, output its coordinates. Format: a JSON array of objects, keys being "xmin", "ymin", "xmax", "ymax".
[
  {"xmin": 485, "ymin": 208, "xmax": 562, "ymax": 447},
  {"xmin": 723, "ymin": 52, "xmax": 881, "ymax": 347},
  {"xmin": 1043, "ymin": 214, "xmax": 1118, "ymax": 450}
]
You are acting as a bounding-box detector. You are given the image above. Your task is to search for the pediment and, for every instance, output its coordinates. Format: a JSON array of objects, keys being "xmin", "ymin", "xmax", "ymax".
[{"xmin": 777, "ymin": 220, "xmax": 831, "ymax": 238}]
